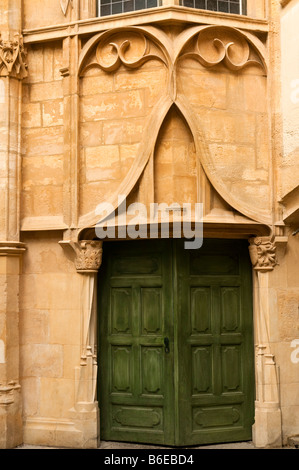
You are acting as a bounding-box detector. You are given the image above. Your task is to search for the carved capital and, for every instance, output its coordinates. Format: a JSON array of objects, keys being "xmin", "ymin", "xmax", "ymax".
[
  {"xmin": 75, "ymin": 240, "xmax": 103, "ymax": 273},
  {"xmin": 249, "ymin": 236, "xmax": 277, "ymax": 271},
  {"xmin": 59, "ymin": 239, "xmax": 103, "ymax": 273},
  {"xmin": 0, "ymin": 33, "xmax": 27, "ymax": 79}
]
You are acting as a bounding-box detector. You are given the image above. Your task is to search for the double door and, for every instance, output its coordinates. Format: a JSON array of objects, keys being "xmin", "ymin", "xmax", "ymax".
[{"xmin": 98, "ymin": 238, "xmax": 254, "ymax": 446}]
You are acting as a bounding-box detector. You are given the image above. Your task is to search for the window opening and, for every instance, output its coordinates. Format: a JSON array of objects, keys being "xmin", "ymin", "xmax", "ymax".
[{"xmin": 96, "ymin": 0, "xmax": 246, "ymax": 17}]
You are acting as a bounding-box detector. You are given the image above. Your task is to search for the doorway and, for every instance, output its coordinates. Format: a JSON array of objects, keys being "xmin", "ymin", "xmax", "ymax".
[{"xmin": 98, "ymin": 238, "xmax": 254, "ymax": 446}]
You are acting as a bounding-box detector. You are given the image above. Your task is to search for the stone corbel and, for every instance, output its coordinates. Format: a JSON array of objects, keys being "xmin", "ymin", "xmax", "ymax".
[
  {"xmin": 249, "ymin": 236, "xmax": 277, "ymax": 271},
  {"xmin": 0, "ymin": 32, "xmax": 27, "ymax": 79}
]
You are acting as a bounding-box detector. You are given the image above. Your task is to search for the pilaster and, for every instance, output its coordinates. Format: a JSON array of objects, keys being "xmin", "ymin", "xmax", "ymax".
[
  {"xmin": 0, "ymin": 0, "xmax": 27, "ymax": 449},
  {"xmin": 249, "ymin": 236, "xmax": 282, "ymax": 448},
  {"xmin": 0, "ymin": 242, "xmax": 26, "ymax": 448},
  {"xmin": 60, "ymin": 239, "xmax": 103, "ymax": 448}
]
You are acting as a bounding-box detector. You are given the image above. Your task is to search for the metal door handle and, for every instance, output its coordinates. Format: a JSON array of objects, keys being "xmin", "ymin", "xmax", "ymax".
[{"xmin": 164, "ymin": 337, "xmax": 170, "ymax": 354}]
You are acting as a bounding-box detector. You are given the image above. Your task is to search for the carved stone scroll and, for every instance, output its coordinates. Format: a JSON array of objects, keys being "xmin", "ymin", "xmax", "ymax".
[
  {"xmin": 249, "ymin": 236, "xmax": 277, "ymax": 271},
  {"xmin": 180, "ymin": 27, "xmax": 264, "ymax": 72},
  {"xmin": 0, "ymin": 33, "xmax": 27, "ymax": 79},
  {"xmin": 81, "ymin": 31, "xmax": 167, "ymax": 75}
]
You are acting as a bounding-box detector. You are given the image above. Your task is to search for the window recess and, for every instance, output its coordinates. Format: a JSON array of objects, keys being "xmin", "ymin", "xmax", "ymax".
[{"xmin": 97, "ymin": 0, "xmax": 246, "ymax": 16}]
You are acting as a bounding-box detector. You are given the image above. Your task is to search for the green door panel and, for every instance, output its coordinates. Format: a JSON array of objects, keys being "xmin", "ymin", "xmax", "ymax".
[
  {"xmin": 98, "ymin": 240, "xmax": 175, "ymax": 445},
  {"xmin": 98, "ymin": 239, "xmax": 254, "ymax": 446},
  {"xmin": 175, "ymin": 239, "xmax": 254, "ymax": 446}
]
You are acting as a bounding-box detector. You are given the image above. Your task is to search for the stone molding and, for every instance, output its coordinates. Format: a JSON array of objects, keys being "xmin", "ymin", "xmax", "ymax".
[
  {"xmin": 0, "ymin": 382, "xmax": 21, "ymax": 406},
  {"xmin": 22, "ymin": 7, "xmax": 269, "ymax": 46},
  {"xmin": 0, "ymin": 33, "xmax": 27, "ymax": 79},
  {"xmin": 248, "ymin": 236, "xmax": 277, "ymax": 271},
  {"xmin": 0, "ymin": 241, "xmax": 26, "ymax": 256}
]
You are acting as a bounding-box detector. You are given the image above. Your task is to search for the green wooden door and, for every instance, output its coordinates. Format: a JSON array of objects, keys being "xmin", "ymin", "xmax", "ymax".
[{"xmin": 98, "ymin": 238, "xmax": 254, "ymax": 446}]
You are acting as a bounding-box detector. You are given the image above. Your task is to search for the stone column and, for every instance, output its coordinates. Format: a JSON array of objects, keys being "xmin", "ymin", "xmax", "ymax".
[
  {"xmin": 0, "ymin": 0, "xmax": 27, "ymax": 449},
  {"xmin": 62, "ymin": 239, "xmax": 103, "ymax": 448},
  {"xmin": 249, "ymin": 236, "xmax": 282, "ymax": 448}
]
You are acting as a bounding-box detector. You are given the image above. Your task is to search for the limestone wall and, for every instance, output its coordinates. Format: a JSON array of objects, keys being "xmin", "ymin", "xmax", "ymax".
[
  {"xmin": 269, "ymin": 233, "xmax": 299, "ymax": 443},
  {"xmin": 20, "ymin": 233, "xmax": 82, "ymax": 446},
  {"xmin": 21, "ymin": 42, "xmax": 64, "ymax": 222},
  {"xmin": 280, "ymin": 0, "xmax": 299, "ymax": 198}
]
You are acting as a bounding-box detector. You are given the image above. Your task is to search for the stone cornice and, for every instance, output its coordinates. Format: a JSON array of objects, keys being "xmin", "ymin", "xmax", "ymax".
[
  {"xmin": 0, "ymin": 242, "xmax": 26, "ymax": 256},
  {"xmin": 22, "ymin": 6, "xmax": 269, "ymax": 45}
]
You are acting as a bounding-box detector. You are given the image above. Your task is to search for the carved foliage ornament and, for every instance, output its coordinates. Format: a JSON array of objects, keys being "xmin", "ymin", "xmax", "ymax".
[
  {"xmin": 249, "ymin": 236, "xmax": 277, "ymax": 271},
  {"xmin": 0, "ymin": 33, "xmax": 27, "ymax": 79},
  {"xmin": 75, "ymin": 240, "xmax": 103, "ymax": 273}
]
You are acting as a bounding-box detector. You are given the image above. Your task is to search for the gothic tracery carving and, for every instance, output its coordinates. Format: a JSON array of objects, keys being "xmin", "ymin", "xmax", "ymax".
[
  {"xmin": 0, "ymin": 33, "xmax": 27, "ymax": 79},
  {"xmin": 180, "ymin": 27, "xmax": 264, "ymax": 72},
  {"xmin": 81, "ymin": 31, "xmax": 167, "ymax": 75}
]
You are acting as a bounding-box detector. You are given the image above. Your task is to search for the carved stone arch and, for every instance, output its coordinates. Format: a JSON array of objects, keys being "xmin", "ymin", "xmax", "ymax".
[
  {"xmin": 78, "ymin": 26, "xmax": 174, "ymax": 230},
  {"xmin": 173, "ymin": 25, "xmax": 271, "ymax": 226},
  {"xmin": 78, "ymin": 93, "xmax": 173, "ymax": 229},
  {"xmin": 78, "ymin": 91, "xmax": 272, "ymax": 232},
  {"xmin": 77, "ymin": 23, "xmax": 271, "ymax": 231},
  {"xmin": 173, "ymin": 24, "xmax": 268, "ymax": 73},
  {"xmin": 78, "ymin": 25, "xmax": 173, "ymax": 77},
  {"xmin": 175, "ymin": 96, "xmax": 272, "ymax": 225}
]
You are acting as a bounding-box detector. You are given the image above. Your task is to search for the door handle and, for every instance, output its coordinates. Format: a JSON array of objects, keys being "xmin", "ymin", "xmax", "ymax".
[{"xmin": 164, "ymin": 337, "xmax": 170, "ymax": 354}]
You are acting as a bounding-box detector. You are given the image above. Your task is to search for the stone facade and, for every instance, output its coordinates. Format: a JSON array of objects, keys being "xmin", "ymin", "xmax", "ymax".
[{"xmin": 0, "ymin": 0, "xmax": 298, "ymax": 449}]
